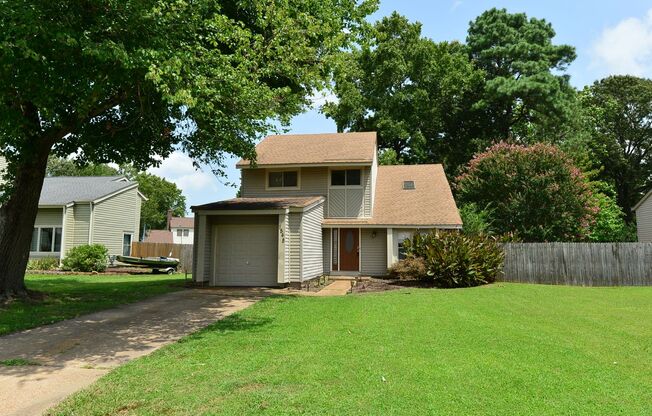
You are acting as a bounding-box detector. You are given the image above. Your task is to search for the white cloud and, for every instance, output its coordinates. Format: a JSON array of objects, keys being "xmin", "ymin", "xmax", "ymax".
[
  {"xmin": 592, "ymin": 9, "xmax": 652, "ymax": 77},
  {"xmin": 451, "ymin": 0, "xmax": 463, "ymax": 11},
  {"xmin": 147, "ymin": 151, "xmax": 239, "ymax": 210}
]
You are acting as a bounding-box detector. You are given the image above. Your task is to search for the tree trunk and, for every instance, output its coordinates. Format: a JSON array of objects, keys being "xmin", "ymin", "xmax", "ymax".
[{"xmin": 0, "ymin": 143, "xmax": 51, "ymax": 299}]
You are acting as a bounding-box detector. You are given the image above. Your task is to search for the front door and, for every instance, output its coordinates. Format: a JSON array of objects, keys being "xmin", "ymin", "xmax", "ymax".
[{"xmin": 339, "ymin": 228, "xmax": 359, "ymax": 272}]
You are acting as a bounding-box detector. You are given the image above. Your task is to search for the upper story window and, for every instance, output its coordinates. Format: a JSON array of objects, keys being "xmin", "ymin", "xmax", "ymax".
[
  {"xmin": 176, "ymin": 229, "xmax": 190, "ymax": 237},
  {"xmin": 403, "ymin": 180, "xmax": 415, "ymax": 190},
  {"xmin": 267, "ymin": 170, "xmax": 299, "ymax": 189},
  {"xmin": 331, "ymin": 169, "xmax": 361, "ymax": 187}
]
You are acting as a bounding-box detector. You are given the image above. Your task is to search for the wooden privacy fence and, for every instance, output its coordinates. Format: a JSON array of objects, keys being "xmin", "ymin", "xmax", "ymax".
[
  {"xmin": 131, "ymin": 242, "xmax": 193, "ymax": 272},
  {"xmin": 502, "ymin": 243, "xmax": 652, "ymax": 286}
]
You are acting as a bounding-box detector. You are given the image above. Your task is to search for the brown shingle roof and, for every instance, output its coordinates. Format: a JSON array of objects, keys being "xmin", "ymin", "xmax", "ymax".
[
  {"xmin": 236, "ymin": 132, "xmax": 376, "ymax": 168},
  {"xmin": 369, "ymin": 165, "xmax": 462, "ymax": 227},
  {"xmin": 145, "ymin": 230, "xmax": 173, "ymax": 244},
  {"xmin": 170, "ymin": 217, "xmax": 194, "ymax": 229},
  {"xmin": 192, "ymin": 196, "xmax": 324, "ymax": 211}
]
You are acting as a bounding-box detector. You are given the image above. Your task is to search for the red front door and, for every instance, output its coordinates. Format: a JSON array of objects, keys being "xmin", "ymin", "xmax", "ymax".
[{"xmin": 339, "ymin": 228, "xmax": 359, "ymax": 272}]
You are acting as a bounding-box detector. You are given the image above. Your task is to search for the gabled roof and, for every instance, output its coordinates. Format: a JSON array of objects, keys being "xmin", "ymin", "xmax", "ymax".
[
  {"xmin": 370, "ymin": 164, "xmax": 461, "ymax": 227},
  {"xmin": 170, "ymin": 217, "xmax": 195, "ymax": 229},
  {"xmin": 236, "ymin": 132, "xmax": 376, "ymax": 168},
  {"xmin": 39, "ymin": 176, "xmax": 141, "ymax": 206},
  {"xmin": 633, "ymin": 189, "xmax": 652, "ymax": 211},
  {"xmin": 192, "ymin": 196, "xmax": 324, "ymax": 211}
]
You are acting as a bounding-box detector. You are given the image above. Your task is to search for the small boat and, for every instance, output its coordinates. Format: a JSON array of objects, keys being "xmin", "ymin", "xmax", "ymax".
[{"xmin": 116, "ymin": 255, "xmax": 180, "ymax": 269}]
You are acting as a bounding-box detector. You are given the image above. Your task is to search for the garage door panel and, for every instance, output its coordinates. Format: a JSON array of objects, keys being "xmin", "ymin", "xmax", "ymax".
[{"xmin": 214, "ymin": 224, "xmax": 278, "ymax": 286}]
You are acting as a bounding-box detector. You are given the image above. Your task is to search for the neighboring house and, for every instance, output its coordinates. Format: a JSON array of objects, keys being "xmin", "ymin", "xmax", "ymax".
[
  {"xmin": 31, "ymin": 176, "xmax": 146, "ymax": 260},
  {"xmin": 144, "ymin": 229, "xmax": 173, "ymax": 244},
  {"xmin": 170, "ymin": 216, "xmax": 194, "ymax": 245},
  {"xmin": 634, "ymin": 191, "xmax": 652, "ymax": 242},
  {"xmin": 191, "ymin": 132, "xmax": 462, "ymax": 287}
]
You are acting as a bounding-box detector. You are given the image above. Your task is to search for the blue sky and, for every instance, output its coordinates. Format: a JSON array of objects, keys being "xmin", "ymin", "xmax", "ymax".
[{"xmin": 149, "ymin": 0, "xmax": 652, "ymax": 213}]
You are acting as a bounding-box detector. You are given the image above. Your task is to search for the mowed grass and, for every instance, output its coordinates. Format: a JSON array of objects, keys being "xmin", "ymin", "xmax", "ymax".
[
  {"xmin": 0, "ymin": 274, "xmax": 185, "ymax": 336},
  {"xmin": 52, "ymin": 284, "xmax": 652, "ymax": 415}
]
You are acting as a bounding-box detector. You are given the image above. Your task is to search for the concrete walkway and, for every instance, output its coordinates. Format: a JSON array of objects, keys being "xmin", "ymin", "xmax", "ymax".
[
  {"xmin": 314, "ymin": 280, "xmax": 352, "ymax": 296},
  {"xmin": 0, "ymin": 290, "xmax": 260, "ymax": 416}
]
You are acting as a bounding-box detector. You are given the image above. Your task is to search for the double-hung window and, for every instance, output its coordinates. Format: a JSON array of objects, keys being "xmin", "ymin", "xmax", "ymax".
[
  {"xmin": 31, "ymin": 227, "xmax": 62, "ymax": 253},
  {"xmin": 267, "ymin": 170, "xmax": 299, "ymax": 189}
]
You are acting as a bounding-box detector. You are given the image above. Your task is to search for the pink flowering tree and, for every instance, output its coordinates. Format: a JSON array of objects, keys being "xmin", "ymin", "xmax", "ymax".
[{"xmin": 456, "ymin": 142, "xmax": 598, "ymax": 241}]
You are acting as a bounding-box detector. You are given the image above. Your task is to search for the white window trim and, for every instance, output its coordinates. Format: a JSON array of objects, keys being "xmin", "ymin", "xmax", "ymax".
[
  {"xmin": 265, "ymin": 169, "xmax": 301, "ymax": 190},
  {"xmin": 122, "ymin": 233, "xmax": 134, "ymax": 256},
  {"xmin": 31, "ymin": 226, "xmax": 63, "ymax": 253}
]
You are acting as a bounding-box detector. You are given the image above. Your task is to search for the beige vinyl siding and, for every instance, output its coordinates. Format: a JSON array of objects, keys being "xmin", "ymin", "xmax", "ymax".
[
  {"xmin": 287, "ymin": 212, "xmax": 302, "ymax": 282},
  {"xmin": 34, "ymin": 208, "xmax": 63, "ymax": 227},
  {"xmin": 63, "ymin": 206, "xmax": 76, "ymax": 255},
  {"xmin": 301, "ymin": 203, "xmax": 324, "ymax": 281},
  {"xmin": 72, "ymin": 203, "xmax": 91, "ymax": 246},
  {"xmin": 364, "ymin": 167, "xmax": 372, "ymax": 217},
  {"xmin": 636, "ymin": 198, "xmax": 652, "ymax": 242},
  {"xmin": 241, "ymin": 167, "xmax": 328, "ymax": 198},
  {"xmin": 361, "ymin": 228, "xmax": 388, "ymax": 276},
  {"xmin": 328, "ymin": 166, "xmax": 371, "ymax": 218},
  {"xmin": 322, "ymin": 229, "xmax": 331, "ymax": 274},
  {"xmin": 91, "ymin": 188, "xmax": 141, "ymax": 256}
]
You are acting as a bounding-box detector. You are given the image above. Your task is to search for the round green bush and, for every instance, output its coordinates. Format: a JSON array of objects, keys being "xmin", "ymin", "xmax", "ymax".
[
  {"xmin": 403, "ymin": 231, "xmax": 504, "ymax": 288},
  {"xmin": 62, "ymin": 244, "xmax": 109, "ymax": 272}
]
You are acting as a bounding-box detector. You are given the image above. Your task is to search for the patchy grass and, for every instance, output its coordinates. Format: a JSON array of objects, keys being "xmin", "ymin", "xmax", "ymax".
[
  {"xmin": 52, "ymin": 284, "xmax": 652, "ymax": 415},
  {"xmin": 0, "ymin": 274, "xmax": 185, "ymax": 336},
  {"xmin": 0, "ymin": 358, "xmax": 41, "ymax": 366}
]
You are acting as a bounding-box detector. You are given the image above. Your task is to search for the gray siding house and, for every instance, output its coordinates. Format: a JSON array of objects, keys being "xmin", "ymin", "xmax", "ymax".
[
  {"xmin": 31, "ymin": 176, "xmax": 146, "ymax": 260},
  {"xmin": 192, "ymin": 132, "xmax": 462, "ymax": 287},
  {"xmin": 634, "ymin": 191, "xmax": 652, "ymax": 242}
]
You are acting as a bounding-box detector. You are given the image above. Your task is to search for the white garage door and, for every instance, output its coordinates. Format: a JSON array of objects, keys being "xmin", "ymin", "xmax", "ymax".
[{"xmin": 214, "ymin": 224, "xmax": 278, "ymax": 286}]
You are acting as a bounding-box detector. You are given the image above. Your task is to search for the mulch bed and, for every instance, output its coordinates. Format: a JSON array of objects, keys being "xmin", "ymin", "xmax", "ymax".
[{"xmin": 351, "ymin": 277, "xmax": 438, "ymax": 293}]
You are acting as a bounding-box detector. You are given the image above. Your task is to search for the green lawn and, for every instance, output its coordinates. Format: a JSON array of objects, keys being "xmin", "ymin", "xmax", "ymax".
[
  {"xmin": 51, "ymin": 284, "xmax": 651, "ymax": 415},
  {"xmin": 0, "ymin": 274, "xmax": 185, "ymax": 336}
]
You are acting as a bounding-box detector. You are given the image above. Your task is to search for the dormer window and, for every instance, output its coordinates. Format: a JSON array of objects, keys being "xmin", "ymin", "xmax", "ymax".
[
  {"xmin": 331, "ymin": 169, "xmax": 361, "ymax": 186},
  {"xmin": 403, "ymin": 180, "xmax": 415, "ymax": 190},
  {"xmin": 267, "ymin": 170, "xmax": 299, "ymax": 189}
]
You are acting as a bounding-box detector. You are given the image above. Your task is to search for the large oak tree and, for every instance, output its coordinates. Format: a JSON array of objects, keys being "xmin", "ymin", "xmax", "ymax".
[
  {"xmin": 580, "ymin": 75, "xmax": 652, "ymax": 220},
  {"xmin": 0, "ymin": 0, "xmax": 376, "ymax": 297}
]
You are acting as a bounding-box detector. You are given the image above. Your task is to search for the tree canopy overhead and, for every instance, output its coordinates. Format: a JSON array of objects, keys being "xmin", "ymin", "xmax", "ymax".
[
  {"xmin": 323, "ymin": 12, "xmax": 485, "ymax": 172},
  {"xmin": 467, "ymin": 8, "xmax": 577, "ymax": 141},
  {"xmin": 580, "ymin": 75, "xmax": 652, "ymax": 219},
  {"xmin": 0, "ymin": 0, "xmax": 377, "ymax": 297}
]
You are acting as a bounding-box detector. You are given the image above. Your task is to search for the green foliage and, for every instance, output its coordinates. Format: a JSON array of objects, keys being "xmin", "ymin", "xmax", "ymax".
[
  {"xmin": 377, "ymin": 148, "xmax": 401, "ymax": 165},
  {"xmin": 456, "ymin": 142, "xmax": 597, "ymax": 242},
  {"xmin": 588, "ymin": 184, "xmax": 635, "ymax": 242},
  {"xmin": 132, "ymin": 172, "xmax": 186, "ymax": 230},
  {"xmin": 323, "ymin": 13, "xmax": 486, "ymax": 173},
  {"xmin": 46, "ymin": 156, "xmax": 119, "ymax": 177},
  {"xmin": 0, "ymin": 0, "xmax": 376, "ymax": 177},
  {"xmin": 26, "ymin": 257, "xmax": 59, "ymax": 271},
  {"xmin": 388, "ymin": 257, "xmax": 427, "ymax": 280},
  {"xmin": 62, "ymin": 244, "xmax": 108, "ymax": 273},
  {"xmin": 0, "ymin": 358, "xmax": 41, "ymax": 367},
  {"xmin": 467, "ymin": 8, "xmax": 577, "ymax": 141},
  {"xmin": 459, "ymin": 203, "xmax": 494, "ymax": 236},
  {"xmin": 402, "ymin": 231, "xmax": 504, "ymax": 288},
  {"xmin": 580, "ymin": 75, "xmax": 652, "ymax": 219}
]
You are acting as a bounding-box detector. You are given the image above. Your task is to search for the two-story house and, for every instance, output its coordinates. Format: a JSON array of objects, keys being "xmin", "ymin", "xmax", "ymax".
[{"xmin": 191, "ymin": 132, "xmax": 462, "ymax": 287}]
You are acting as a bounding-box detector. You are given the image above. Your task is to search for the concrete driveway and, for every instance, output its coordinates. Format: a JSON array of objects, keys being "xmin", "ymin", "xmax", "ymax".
[{"xmin": 0, "ymin": 289, "xmax": 261, "ymax": 416}]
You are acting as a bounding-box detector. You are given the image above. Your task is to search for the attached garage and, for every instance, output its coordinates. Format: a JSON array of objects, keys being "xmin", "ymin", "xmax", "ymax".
[{"xmin": 192, "ymin": 196, "xmax": 324, "ymax": 287}]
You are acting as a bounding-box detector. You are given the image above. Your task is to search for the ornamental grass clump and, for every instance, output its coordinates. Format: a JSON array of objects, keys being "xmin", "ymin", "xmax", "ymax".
[{"xmin": 402, "ymin": 231, "xmax": 504, "ymax": 288}]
